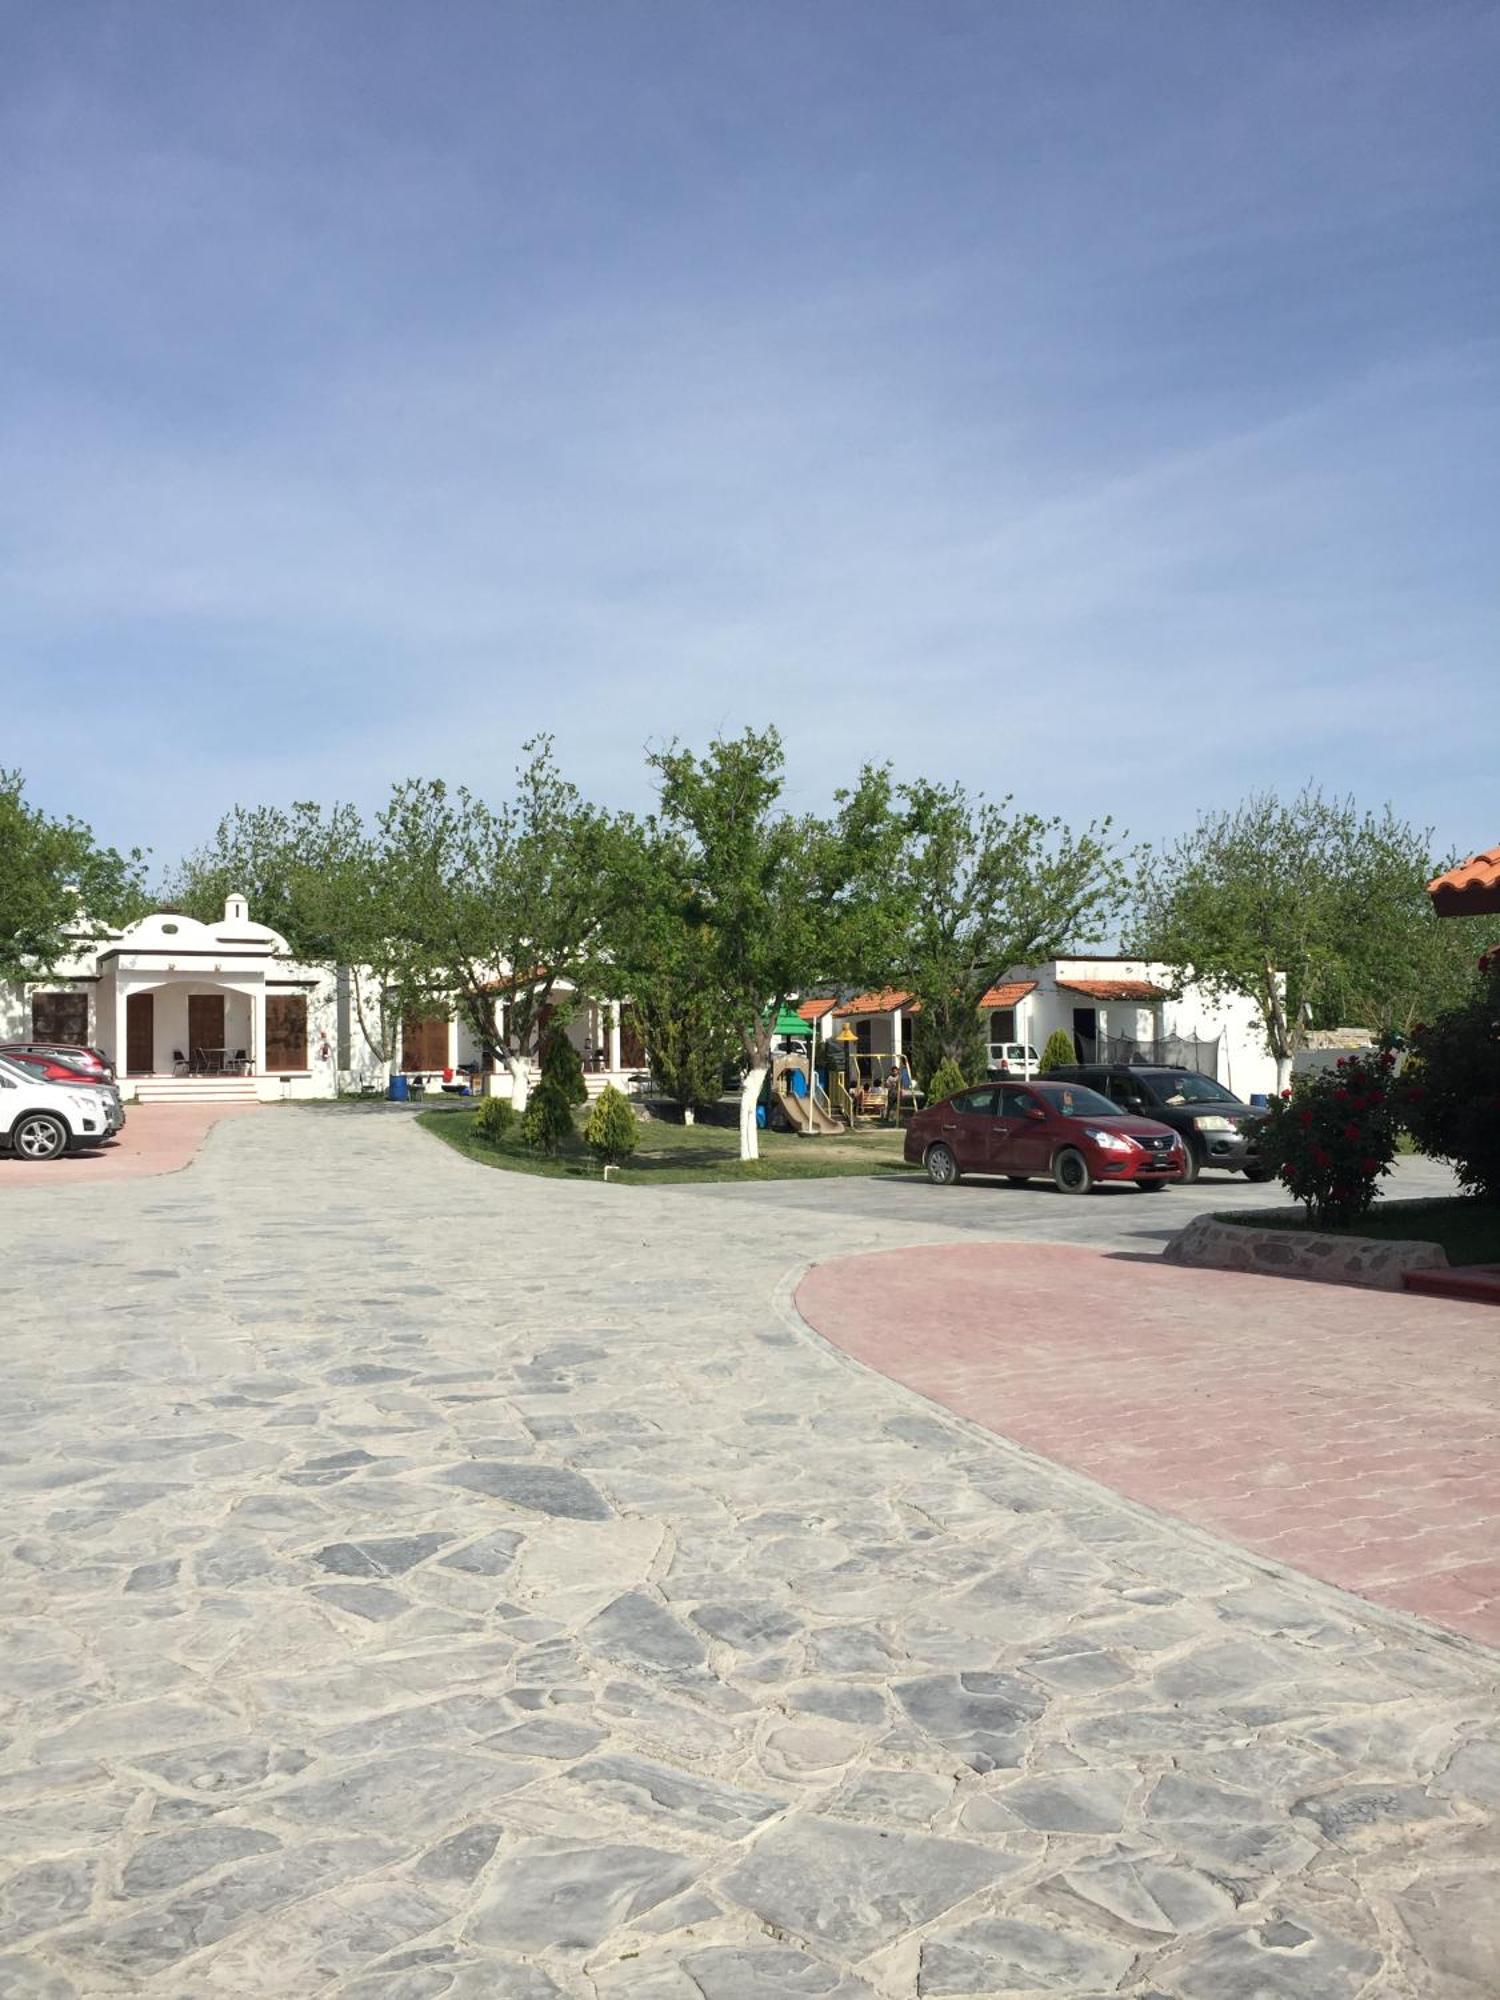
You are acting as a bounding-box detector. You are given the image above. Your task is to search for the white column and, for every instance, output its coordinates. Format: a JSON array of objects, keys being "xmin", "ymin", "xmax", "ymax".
[
  {"xmin": 608, "ymin": 1000, "xmax": 622, "ymax": 1072},
  {"xmin": 251, "ymin": 986, "xmax": 265, "ymax": 1076},
  {"xmin": 891, "ymin": 1005, "xmax": 902, "ymax": 1062}
]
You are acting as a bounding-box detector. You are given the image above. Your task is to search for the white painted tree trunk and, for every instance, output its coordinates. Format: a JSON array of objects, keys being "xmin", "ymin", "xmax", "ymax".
[
  {"xmin": 683, "ymin": 1107, "xmax": 695, "ymax": 1126},
  {"xmin": 738, "ymin": 1066, "xmax": 768, "ymax": 1161},
  {"xmin": 1274, "ymin": 1053, "xmax": 1292, "ymax": 1094},
  {"xmin": 509, "ymin": 1056, "xmax": 530, "ymax": 1115}
]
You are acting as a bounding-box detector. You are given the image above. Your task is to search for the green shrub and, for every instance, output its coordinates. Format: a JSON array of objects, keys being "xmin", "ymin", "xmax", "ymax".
[
  {"xmin": 584, "ymin": 1084, "xmax": 638, "ymax": 1166},
  {"xmin": 1039, "ymin": 1029, "xmax": 1077, "ymax": 1072},
  {"xmin": 1400, "ymin": 949, "xmax": 1500, "ymax": 1201},
  {"xmin": 926, "ymin": 1057, "xmax": 967, "ymax": 1104},
  {"xmin": 541, "ymin": 1030, "xmax": 588, "ymax": 1107},
  {"xmin": 472, "ymin": 1095, "xmax": 517, "ymax": 1144},
  {"xmin": 1256, "ymin": 1041, "xmax": 1399, "ymax": 1227},
  {"xmin": 520, "ymin": 1076, "xmax": 576, "ymax": 1154}
]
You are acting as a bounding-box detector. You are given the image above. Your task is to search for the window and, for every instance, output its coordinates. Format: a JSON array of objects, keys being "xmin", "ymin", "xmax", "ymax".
[
  {"xmin": 951, "ymin": 1087, "xmax": 999, "ymax": 1116},
  {"xmin": 31, "ymin": 992, "xmax": 88, "ymax": 1045},
  {"xmin": 401, "ymin": 1012, "xmax": 449, "ymax": 1071},
  {"xmin": 999, "ymin": 1086, "xmax": 1037, "ymax": 1118},
  {"xmin": 265, "ymin": 996, "xmax": 308, "ymax": 1071},
  {"xmin": 989, "ymin": 1007, "xmax": 1016, "ymax": 1044}
]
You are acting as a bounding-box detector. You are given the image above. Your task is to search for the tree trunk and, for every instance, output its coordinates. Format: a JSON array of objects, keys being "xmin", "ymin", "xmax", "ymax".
[
  {"xmin": 683, "ymin": 1106, "xmax": 695, "ymax": 1126},
  {"xmin": 738, "ymin": 1066, "xmax": 767, "ymax": 1161},
  {"xmin": 509, "ymin": 1054, "xmax": 530, "ymax": 1115}
]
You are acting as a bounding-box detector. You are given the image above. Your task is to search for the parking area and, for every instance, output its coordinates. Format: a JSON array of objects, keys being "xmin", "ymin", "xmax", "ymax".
[{"xmin": 0, "ymin": 1100, "xmax": 259, "ymax": 1186}]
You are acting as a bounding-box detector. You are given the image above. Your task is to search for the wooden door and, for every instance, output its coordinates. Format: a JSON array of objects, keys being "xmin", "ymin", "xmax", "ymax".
[
  {"xmin": 618, "ymin": 1011, "xmax": 647, "ymax": 1069},
  {"xmin": 125, "ymin": 993, "xmax": 154, "ymax": 1074},
  {"xmin": 188, "ymin": 995, "xmax": 225, "ymax": 1067},
  {"xmin": 265, "ymin": 996, "xmax": 308, "ymax": 1071},
  {"xmin": 400, "ymin": 1012, "xmax": 447, "ymax": 1071}
]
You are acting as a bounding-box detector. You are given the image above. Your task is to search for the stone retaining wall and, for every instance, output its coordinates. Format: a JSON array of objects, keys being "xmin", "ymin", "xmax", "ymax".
[{"xmin": 1163, "ymin": 1213, "xmax": 1448, "ymax": 1290}]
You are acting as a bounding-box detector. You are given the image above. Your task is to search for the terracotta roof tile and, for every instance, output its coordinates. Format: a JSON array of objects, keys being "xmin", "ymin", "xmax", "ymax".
[
  {"xmin": 1056, "ymin": 978, "xmax": 1170, "ymax": 1002},
  {"xmin": 796, "ymin": 998, "xmax": 838, "ymax": 1022},
  {"xmin": 833, "ymin": 989, "xmax": 913, "ymax": 1017},
  {"xmin": 978, "ymin": 980, "xmax": 1037, "ymax": 1010},
  {"xmin": 1428, "ymin": 846, "xmax": 1500, "ymax": 917}
]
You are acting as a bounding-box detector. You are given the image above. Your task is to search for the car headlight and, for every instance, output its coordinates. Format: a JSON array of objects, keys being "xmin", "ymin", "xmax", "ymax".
[
  {"xmin": 1084, "ymin": 1127, "xmax": 1134, "ymax": 1153},
  {"xmin": 1193, "ymin": 1115, "xmax": 1234, "ymax": 1131}
]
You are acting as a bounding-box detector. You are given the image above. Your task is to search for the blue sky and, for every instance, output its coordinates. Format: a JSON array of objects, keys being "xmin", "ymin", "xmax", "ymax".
[{"xmin": 2, "ymin": 2, "xmax": 1496, "ymax": 871}]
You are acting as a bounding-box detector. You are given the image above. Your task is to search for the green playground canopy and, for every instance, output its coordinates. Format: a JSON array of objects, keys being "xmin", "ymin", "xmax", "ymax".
[{"xmin": 768, "ymin": 1004, "xmax": 812, "ymax": 1037}]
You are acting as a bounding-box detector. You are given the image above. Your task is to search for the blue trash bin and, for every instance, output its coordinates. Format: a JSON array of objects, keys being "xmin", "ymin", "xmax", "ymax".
[
  {"xmin": 388, "ymin": 1075, "xmax": 410, "ymax": 1102},
  {"xmin": 755, "ymin": 1104, "xmax": 767, "ymax": 1129}
]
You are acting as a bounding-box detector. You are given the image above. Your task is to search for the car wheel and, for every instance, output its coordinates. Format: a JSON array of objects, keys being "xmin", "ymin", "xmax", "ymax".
[
  {"xmin": 1136, "ymin": 1179, "xmax": 1169, "ymax": 1192},
  {"xmin": 925, "ymin": 1143, "xmax": 960, "ymax": 1186},
  {"xmin": 1053, "ymin": 1147, "xmax": 1092, "ymax": 1195},
  {"xmin": 1006, "ymin": 1175, "xmax": 1030, "ymax": 1187},
  {"xmin": 11, "ymin": 1113, "xmax": 69, "ymax": 1162},
  {"xmin": 1176, "ymin": 1141, "xmax": 1201, "ymax": 1183},
  {"xmin": 1242, "ymin": 1163, "xmax": 1273, "ymax": 1183}
]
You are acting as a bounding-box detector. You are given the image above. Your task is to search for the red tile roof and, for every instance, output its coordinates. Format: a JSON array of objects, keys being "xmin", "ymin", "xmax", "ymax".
[
  {"xmin": 833, "ymin": 988, "xmax": 913, "ymax": 1017},
  {"xmin": 1057, "ymin": 978, "xmax": 1169, "ymax": 1002},
  {"xmin": 978, "ymin": 980, "xmax": 1037, "ymax": 1010},
  {"xmin": 1428, "ymin": 846, "xmax": 1500, "ymax": 917},
  {"xmin": 796, "ymin": 998, "xmax": 838, "ymax": 1022}
]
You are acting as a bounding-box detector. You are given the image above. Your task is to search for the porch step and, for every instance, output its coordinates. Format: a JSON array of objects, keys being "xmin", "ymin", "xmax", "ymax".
[
  {"xmin": 132, "ymin": 1077, "xmax": 261, "ymax": 1105},
  {"xmin": 1403, "ymin": 1264, "xmax": 1500, "ymax": 1307}
]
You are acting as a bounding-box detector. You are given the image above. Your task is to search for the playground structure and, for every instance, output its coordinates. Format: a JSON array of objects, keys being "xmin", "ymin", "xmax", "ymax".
[
  {"xmin": 770, "ymin": 1049, "xmax": 923, "ymax": 1135},
  {"xmin": 771, "ymin": 1053, "xmax": 846, "ymax": 1134}
]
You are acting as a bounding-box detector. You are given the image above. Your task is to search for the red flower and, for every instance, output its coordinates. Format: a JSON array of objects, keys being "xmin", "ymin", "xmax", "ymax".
[
  {"xmin": 1336, "ymin": 1056, "xmax": 1348, "ymax": 1069},
  {"xmin": 1405, "ymin": 1082, "xmax": 1426, "ymax": 1100},
  {"xmin": 1334, "ymin": 1088, "xmax": 1350, "ymax": 1103},
  {"xmin": 1280, "ymin": 1087, "xmax": 1292, "ymax": 1100},
  {"xmin": 1299, "ymin": 1110, "xmax": 1313, "ymax": 1127},
  {"xmin": 1343, "ymin": 1123, "xmax": 1361, "ymax": 1142}
]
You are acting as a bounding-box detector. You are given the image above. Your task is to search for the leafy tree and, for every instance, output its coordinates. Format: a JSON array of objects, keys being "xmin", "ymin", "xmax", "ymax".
[
  {"xmin": 541, "ymin": 1024, "xmax": 589, "ymax": 1107},
  {"xmin": 164, "ymin": 800, "xmax": 403, "ymax": 1067},
  {"xmin": 519, "ymin": 1075, "xmax": 575, "ymax": 1154},
  {"xmin": 376, "ymin": 740, "xmax": 609, "ymax": 1110},
  {"xmin": 926, "ymin": 1056, "xmax": 967, "ymax": 1104},
  {"xmin": 637, "ymin": 729, "xmax": 904, "ymax": 1160},
  {"xmin": 1400, "ymin": 947, "xmax": 1500, "ymax": 1201},
  {"xmin": 584, "ymin": 1083, "xmax": 638, "ymax": 1166},
  {"xmin": 1040, "ymin": 1028, "xmax": 1077, "ymax": 1072},
  {"xmin": 895, "ymin": 780, "xmax": 1129, "ymax": 1079},
  {"xmin": 0, "ymin": 769, "xmax": 149, "ymax": 982},
  {"xmin": 634, "ymin": 988, "xmax": 733, "ymax": 1122},
  {"xmin": 1131, "ymin": 788, "xmax": 1447, "ymax": 1089}
]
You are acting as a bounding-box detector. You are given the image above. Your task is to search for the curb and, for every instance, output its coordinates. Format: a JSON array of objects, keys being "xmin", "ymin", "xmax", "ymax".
[{"xmin": 1161, "ymin": 1212, "xmax": 1448, "ymax": 1290}]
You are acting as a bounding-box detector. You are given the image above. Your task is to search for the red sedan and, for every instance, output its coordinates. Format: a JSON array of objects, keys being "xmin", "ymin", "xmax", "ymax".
[{"xmin": 904, "ymin": 1078, "xmax": 1185, "ymax": 1194}]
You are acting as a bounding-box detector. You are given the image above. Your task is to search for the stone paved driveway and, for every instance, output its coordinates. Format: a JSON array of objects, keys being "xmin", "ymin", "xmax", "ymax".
[{"xmin": 1, "ymin": 1107, "xmax": 1496, "ymax": 1997}]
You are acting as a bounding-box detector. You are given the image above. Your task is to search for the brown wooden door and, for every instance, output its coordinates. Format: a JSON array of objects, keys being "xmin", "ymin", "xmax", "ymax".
[
  {"xmin": 125, "ymin": 993, "xmax": 154, "ymax": 1073},
  {"xmin": 619, "ymin": 1010, "xmax": 647, "ymax": 1069},
  {"xmin": 188, "ymin": 995, "xmax": 225, "ymax": 1067},
  {"xmin": 400, "ymin": 1012, "xmax": 448, "ymax": 1070},
  {"xmin": 265, "ymin": 996, "xmax": 308, "ymax": 1071}
]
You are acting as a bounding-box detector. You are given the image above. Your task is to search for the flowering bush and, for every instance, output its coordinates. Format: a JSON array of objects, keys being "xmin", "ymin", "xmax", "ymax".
[
  {"xmin": 1256, "ymin": 1042, "xmax": 1399, "ymax": 1227},
  {"xmin": 1400, "ymin": 950, "xmax": 1500, "ymax": 1201}
]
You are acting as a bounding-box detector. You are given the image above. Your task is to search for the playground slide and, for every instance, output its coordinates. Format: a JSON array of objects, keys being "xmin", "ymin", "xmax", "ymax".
[{"xmin": 774, "ymin": 1073, "xmax": 846, "ymax": 1135}]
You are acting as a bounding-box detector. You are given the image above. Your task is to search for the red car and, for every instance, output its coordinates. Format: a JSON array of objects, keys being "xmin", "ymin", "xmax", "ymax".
[
  {"xmin": 0, "ymin": 1041, "xmax": 113, "ymax": 1082},
  {"xmin": 905, "ymin": 1078, "xmax": 1185, "ymax": 1194}
]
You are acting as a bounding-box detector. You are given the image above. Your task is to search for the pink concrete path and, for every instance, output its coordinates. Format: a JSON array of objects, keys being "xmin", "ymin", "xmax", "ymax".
[
  {"xmin": 797, "ymin": 1243, "xmax": 1500, "ymax": 1650},
  {"xmin": 0, "ymin": 1101, "xmax": 259, "ymax": 1187}
]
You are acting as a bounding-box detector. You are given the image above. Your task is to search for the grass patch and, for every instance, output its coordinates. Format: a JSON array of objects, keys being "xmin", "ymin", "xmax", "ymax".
[
  {"xmin": 418, "ymin": 1103, "xmax": 918, "ymax": 1185},
  {"xmin": 1219, "ymin": 1197, "xmax": 1500, "ymax": 1266}
]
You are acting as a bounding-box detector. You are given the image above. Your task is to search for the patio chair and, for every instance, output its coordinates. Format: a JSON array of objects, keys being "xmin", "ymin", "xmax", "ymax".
[
  {"xmin": 228, "ymin": 1049, "xmax": 249, "ymax": 1075},
  {"xmin": 172, "ymin": 1049, "xmax": 191, "ymax": 1077}
]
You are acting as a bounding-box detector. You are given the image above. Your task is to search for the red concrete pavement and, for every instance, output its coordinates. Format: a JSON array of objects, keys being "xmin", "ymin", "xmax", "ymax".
[
  {"xmin": 0, "ymin": 1101, "xmax": 259, "ymax": 1187},
  {"xmin": 797, "ymin": 1243, "xmax": 1500, "ymax": 1650}
]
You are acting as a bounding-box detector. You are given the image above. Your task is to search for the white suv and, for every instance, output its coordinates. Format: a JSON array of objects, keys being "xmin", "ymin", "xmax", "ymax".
[
  {"xmin": 0, "ymin": 1056, "xmax": 107, "ymax": 1161},
  {"xmin": 988, "ymin": 1042, "xmax": 1040, "ymax": 1077}
]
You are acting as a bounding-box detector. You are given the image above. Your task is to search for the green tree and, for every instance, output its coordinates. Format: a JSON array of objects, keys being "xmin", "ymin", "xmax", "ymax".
[
  {"xmin": 519, "ymin": 1075, "xmax": 576, "ymax": 1154},
  {"xmin": 584, "ymin": 1083, "xmax": 638, "ymax": 1166},
  {"xmin": 1130, "ymin": 788, "xmax": 1455, "ymax": 1089},
  {"xmin": 895, "ymin": 780, "xmax": 1129, "ymax": 1079},
  {"xmin": 0, "ymin": 770, "xmax": 149, "ymax": 982},
  {"xmin": 163, "ymin": 800, "xmax": 404, "ymax": 1067},
  {"xmin": 541, "ymin": 1023, "xmax": 588, "ymax": 1107},
  {"xmin": 1039, "ymin": 1028, "xmax": 1077, "ymax": 1072},
  {"xmin": 634, "ymin": 987, "xmax": 734, "ymax": 1122},
  {"xmin": 639, "ymin": 729, "xmax": 903, "ymax": 1160},
  {"xmin": 375, "ymin": 740, "xmax": 609, "ymax": 1110},
  {"xmin": 926, "ymin": 1056, "xmax": 967, "ymax": 1104}
]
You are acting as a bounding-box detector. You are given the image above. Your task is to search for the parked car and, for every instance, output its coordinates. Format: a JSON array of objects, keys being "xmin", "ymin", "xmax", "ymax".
[
  {"xmin": 1, "ymin": 1054, "xmax": 125, "ymax": 1135},
  {"xmin": 0, "ymin": 1041, "xmax": 114, "ymax": 1082},
  {"xmin": 1044, "ymin": 1064, "xmax": 1270, "ymax": 1182},
  {"xmin": 905, "ymin": 1078, "xmax": 1185, "ymax": 1193},
  {"xmin": 987, "ymin": 1042, "xmax": 1040, "ymax": 1077},
  {"xmin": 0, "ymin": 1056, "xmax": 110, "ymax": 1160}
]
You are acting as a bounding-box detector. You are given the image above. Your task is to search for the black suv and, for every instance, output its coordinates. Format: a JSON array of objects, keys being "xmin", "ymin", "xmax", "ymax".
[{"xmin": 1044, "ymin": 1065, "xmax": 1271, "ymax": 1182}]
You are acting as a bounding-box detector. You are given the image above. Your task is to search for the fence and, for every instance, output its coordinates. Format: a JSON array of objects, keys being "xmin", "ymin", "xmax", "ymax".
[{"xmin": 1095, "ymin": 1031, "xmax": 1222, "ymax": 1078}]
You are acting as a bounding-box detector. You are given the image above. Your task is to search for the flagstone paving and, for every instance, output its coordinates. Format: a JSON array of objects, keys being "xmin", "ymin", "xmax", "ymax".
[{"xmin": 0, "ymin": 1107, "xmax": 1495, "ymax": 1997}]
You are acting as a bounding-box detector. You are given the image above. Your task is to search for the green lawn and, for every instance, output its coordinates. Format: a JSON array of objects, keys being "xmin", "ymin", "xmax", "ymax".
[
  {"xmin": 1220, "ymin": 1197, "xmax": 1500, "ymax": 1267},
  {"xmin": 418, "ymin": 1103, "xmax": 918, "ymax": 1184}
]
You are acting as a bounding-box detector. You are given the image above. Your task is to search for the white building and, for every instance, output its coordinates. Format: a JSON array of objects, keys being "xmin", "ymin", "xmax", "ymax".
[
  {"xmin": 808, "ymin": 957, "xmax": 1281, "ymax": 1102},
  {"xmin": 3, "ymin": 895, "xmax": 647, "ymax": 1104}
]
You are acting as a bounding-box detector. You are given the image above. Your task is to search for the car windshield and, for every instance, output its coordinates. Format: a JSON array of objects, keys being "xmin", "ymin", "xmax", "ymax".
[
  {"xmin": 1034, "ymin": 1083, "xmax": 1120, "ymax": 1119},
  {"xmin": 1146, "ymin": 1072, "xmax": 1239, "ymax": 1106}
]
